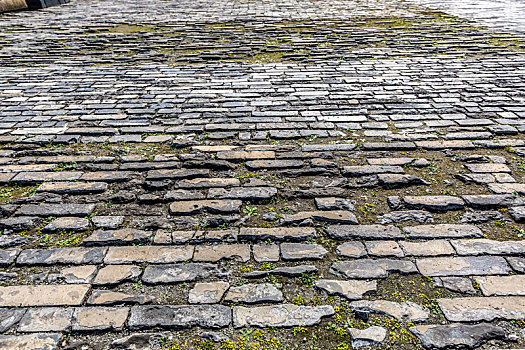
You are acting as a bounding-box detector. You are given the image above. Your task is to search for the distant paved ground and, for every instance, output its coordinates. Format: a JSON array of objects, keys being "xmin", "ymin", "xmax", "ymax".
[
  {"xmin": 409, "ymin": 0, "xmax": 525, "ymax": 33},
  {"xmin": 0, "ymin": 0, "xmax": 525, "ymax": 349}
]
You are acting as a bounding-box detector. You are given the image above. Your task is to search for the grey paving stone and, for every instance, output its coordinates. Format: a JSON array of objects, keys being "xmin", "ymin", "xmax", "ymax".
[
  {"xmin": 0, "ymin": 309, "xmax": 26, "ymax": 332},
  {"xmin": 224, "ymin": 283, "xmax": 283, "ymax": 304},
  {"xmin": 416, "ymin": 256, "xmax": 511, "ymax": 276},
  {"xmin": 409, "ymin": 323, "xmax": 505, "ymax": 349},
  {"xmin": 128, "ymin": 305, "xmax": 231, "ymax": 329},
  {"xmin": 142, "ymin": 263, "xmax": 218, "ymax": 284},
  {"xmin": 0, "ymin": 333, "xmax": 61, "ymax": 350},
  {"xmin": 439, "ymin": 297, "xmax": 525, "ymax": 322},
  {"xmin": 326, "ymin": 225, "xmax": 403, "ymax": 240},
  {"xmin": 280, "ymin": 243, "xmax": 328, "ymax": 260},
  {"xmin": 403, "ymin": 224, "xmax": 483, "ymax": 239},
  {"xmin": 314, "ymin": 280, "xmax": 376, "ymax": 300},
  {"xmin": 17, "ymin": 247, "xmax": 106, "ymax": 265},
  {"xmin": 330, "ymin": 259, "xmax": 417, "ymax": 279},
  {"xmin": 350, "ymin": 300, "xmax": 429, "ymax": 323},
  {"xmin": 233, "ymin": 304, "xmax": 334, "ymax": 327}
]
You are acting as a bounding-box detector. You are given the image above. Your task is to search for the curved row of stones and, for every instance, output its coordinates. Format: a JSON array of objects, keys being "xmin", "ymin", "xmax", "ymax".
[{"xmin": 1, "ymin": 0, "xmax": 525, "ymax": 349}]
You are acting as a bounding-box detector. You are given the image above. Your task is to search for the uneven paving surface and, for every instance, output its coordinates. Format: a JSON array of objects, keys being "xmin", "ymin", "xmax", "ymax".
[{"xmin": 1, "ymin": 0, "xmax": 525, "ymax": 349}]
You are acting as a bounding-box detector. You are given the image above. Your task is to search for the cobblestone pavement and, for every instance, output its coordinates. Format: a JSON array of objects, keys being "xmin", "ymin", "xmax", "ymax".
[
  {"xmin": 0, "ymin": 0, "xmax": 525, "ymax": 349},
  {"xmin": 408, "ymin": 0, "xmax": 525, "ymax": 34}
]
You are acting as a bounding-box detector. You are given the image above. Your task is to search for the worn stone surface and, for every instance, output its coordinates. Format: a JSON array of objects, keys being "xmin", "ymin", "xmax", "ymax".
[
  {"xmin": 73, "ymin": 307, "xmax": 129, "ymax": 331},
  {"xmin": 314, "ymin": 280, "xmax": 377, "ymax": 300},
  {"xmin": 331, "ymin": 259, "xmax": 417, "ymax": 279},
  {"xmin": 142, "ymin": 263, "xmax": 218, "ymax": 284},
  {"xmin": 128, "ymin": 305, "xmax": 231, "ymax": 329},
  {"xmin": 0, "ymin": 309, "xmax": 25, "ymax": 332},
  {"xmin": 188, "ymin": 282, "xmax": 229, "ymax": 304},
  {"xmin": 327, "ymin": 225, "xmax": 403, "ymax": 240},
  {"xmin": 0, "ymin": 284, "xmax": 90, "ymax": 307},
  {"xmin": 18, "ymin": 308, "xmax": 73, "ymax": 332},
  {"xmin": 350, "ymin": 300, "xmax": 430, "ymax": 323},
  {"xmin": 349, "ymin": 326, "xmax": 387, "ymax": 348},
  {"xmin": 233, "ymin": 304, "xmax": 334, "ymax": 327},
  {"xmin": 475, "ymin": 275, "xmax": 525, "ymax": 296},
  {"xmin": 224, "ymin": 283, "xmax": 283, "ymax": 304},
  {"xmin": 416, "ymin": 256, "xmax": 510, "ymax": 276},
  {"xmin": 439, "ymin": 297, "xmax": 525, "ymax": 322},
  {"xmin": 280, "ymin": 243, "xmax": 328, "ymax": 260},
  {"xmin": 0, "ymin": 334, "xmax": 61, "ymax": 349},
  {"xmin": 410, "ymin": 323, "xmax": 505, "ymax": 349}
]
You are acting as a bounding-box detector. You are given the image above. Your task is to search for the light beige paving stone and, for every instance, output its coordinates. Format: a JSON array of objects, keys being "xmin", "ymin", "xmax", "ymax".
[
  {"xmin": 365, "ymin": 241, "xmax": 404, "ymax": 257},
  {"xmin": 188, "ymin": 282, "xmax": 229, "ymax": 304},
  {"xmin": 104, "ymin": 246, "xmax": 194, "ymax": 264},
  {"xmin": 475, "ymin": 275, "xmax": 525, "ymax": 296},
  {"xmin": 416, "ymin": 256, "xmax": 510, "ymax": 276},
  {"xmin": 314, "ymin": 280, "xmax": 377, "ymax": 300},
  {"xmin": 18, "ymin": 308, "xmax": 73, "ymax": 332},
  {"xmin": 0, "ymin": 333, "xmax": 61, "ymax": 349},
  {"xmin": 400, "ymin": 240, "xmax": 455, "ymax": 256},
  {"xmin": 350, "ymin": 300, "xmax": 430, "ymax": 323},
  {"xmin": 252, "ymin": 244, "xmax": 280, "ymax": 262},
  {"xmin": 439, "ymin": 297, "xmax": 525, "ymax": 322},
  {"xmin": 72, "ymin": 307, "xmax": 129, "ymax": 331},
  {"xmin": 233, "ymin": 304, "xmax": 334, "ymax": 327},
  {"xmin": 94, "ymin": 265, "xmax": 141, "ymax": 285},
  {"xmin": 0, "ymin": 284, "xmax": 90, "ymax": 307},
  {"xmin": 193, "ymin": 244, "xmax": 250, "ymax": 262}
]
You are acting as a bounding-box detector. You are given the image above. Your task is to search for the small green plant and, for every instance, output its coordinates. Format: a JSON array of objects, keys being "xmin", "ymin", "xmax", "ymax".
[
  {"xmin": 243, "ymin": 205, "xmax": 258, "ymax": 216},
  {"xmin": 298, "ymin": 272, "xmax": 316, "ymax": 287}
]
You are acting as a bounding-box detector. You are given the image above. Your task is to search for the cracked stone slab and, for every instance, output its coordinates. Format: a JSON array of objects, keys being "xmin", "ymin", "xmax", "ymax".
[
  {"xmin": 18, "ymin": 307, "xmax": 73, "ymax": 332},
  {"xmin": 314, "ymin": 279, "xmax": 376, "ymax": 300},
  {"xmin": 93, "ymin": 265, "xmax": 141, "ymax": 285},
  {"xmin": 475, "ymin": 275, "xmax": 525, "ymax": 296},
  {"xmin": 169, "ymin": 200, "xmax": 242, "ymax": 215},
  {"xmin": 330, "ymin": 259, "xmax": 417, "ymax": 279},
  {"xmin": 17, "ymin": 247, "xmax": 107, "ymax": 265},
  {"xmin": 403, "ymin": 224, "xmax": 482, "ymax": 239},
  {"xmin": 350, "ymin": 300, "xmax": 430, "ymax": 323},
  {"xmin": 326, "ymin": 225, "xmax": 403, "ymax": 240},
  {"xmin": 0, "ymin": 333, "xmax": 61, "ymax": 350},
  {"xmin": 0, "ymin": 309, "xmax": 25, "ymax": 332},
  {"xmin": 416, "ymin": 256, "xmax": 510, "ymax": 276},
  {"xmin": 104, "ymin": 246, "xmax": 193, "ymax": 264},
  {"xmin": 239, "ymin": 227, "xmax": 316, "ymax": 242},
  {"xmin": 142, "ymin": 263, "xmax": 218, "ymax": 284},
  {"xmin": 244, "ymin": 265, "xmax": 317, "ymax": 278},
  {"xmin": 224, "ymin": 283, "xmax": 283, "ymax": 304},
  {"xmin": 410, "ymin": 323, "xmax": 505, "ymax": 349},
  {"xmin": 87, "ymin": 290, "xmax": 151, "ymax": 306},
  {"xmin": 72, "ymin": 307, "xmax": 129, "ymax": 331},
  {"xmin": 450, "ymin": 239, "xmax": 525, "ymax": 255},
  {"xmin": 0, "ymin": 284, "xmax": 90, "ymax": 306},
  {"xmin": 83, "ymin": 229, "xmax": 152, "ymax": 246},
  {"xmin": 403, "ymin": 196, "xmax": 464, "ymax": 211},
  {"xmin": 439, "ymin": 296, "xmax": 525, "ymax": 322},
  {"xmin": 233, "ymin": 304, "xmax": 334, "ymax": 328},
  {"xmin": 193, "ymin": 244, "xmax": 250, "ymax": 262},
  {"xmin": 48, "ymin": 265, "xmax": 98, "ymax": 284},
  {"xmin": 15, "ymin": 204, "xmax": 96, "ymax": 217},
  {"xmin": 128, "ymin": 305, "xmax": 231, "ymax": 329},
  {"xmin": 348, "ymin": 326, "xmax": 387, "ymax": 348},
  {"xmin": 188, "ymin": 282, "xmax": 229, "ymax": 304},
  {"xmin": 280, "ymin": 243, "xmax": 328, "ymax": 260}
]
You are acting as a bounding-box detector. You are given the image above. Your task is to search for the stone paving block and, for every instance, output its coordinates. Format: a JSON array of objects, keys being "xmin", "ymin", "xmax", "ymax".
[
  {"xmin": 403, "ymin": 224, "xmax": 483, "ymax": 239},
  {"xmin": 18, "ymin": 308, "xmax": 73, "ymax": 332},
  {"xmin": 314, "ymin": 280, "xmax": 376, "ymax": 300},
  {"xmin": 142, "ymin": 263, "xmax": 218, "ymax": 284},
  {"xmin": 416, "ymin": 256, "xmax": 510, "ymax": 276},
  {"xmin": 399, "ymin": 241, "xmax": 455, "ymax": 256},
  {"xmin": 0, "ymin": 333, "xmax": 61, "ymax": 350},
  {"xmin": 87, "ymin": 290, "xmax": 151, "ymax": 306},
  {"xmin": 94, "ymin": 265, "xmax": 141, "ymax": 285},
  {"xmin": 239, "ymin": 227, "xmax": 316, "ymax": 242},
  {"xmin": 351, "ymin": 300, "xmax": 430, "ymax": 323},
  {"xmin": 331, "ymin": 259, "xmax": 417, "ymax": 279},
  {"xmin": 439, "ymin": 297, "xmax": 525, "ymax": 322},
  {"xmin": 410, "ymin": 323, "xmax": 505, "ymax": 349},
  {"xmin": 37, "ymin": 182, "xmax": 107, "ymax": 194},
  {"xmin": 224, "ymin": 283, "xmax": 283, "ymax": 304},
  {"xmin": 72, "ymin": 307, "xmax": 129, "ymax": 331},
  {"xmin": 16, "ymin": 204, "xmax": 96, "ymax": 217},
  {"xmin": 474, "ymin": 275, "xmax": 525, "ymax": 296},
  {"xmin": 280, "ymin": 243, "xmax": 328, "ymax": 260},
  {"xmin": 169, "ymin": 200, "xmax": 242, "ymax": 215},
  {"xmin": 0, "ymin": 284, "xmax": 90, "ymax": 306},
  {"xmin": 252, "ymin": 244, "xmax": 280, "ymax": 262},
  {"xmin": 193, "ymin": 244, "xmax": 250, "ymax": 262},
  {"xmin": 450, "ymin": 239, "xmax": 525, "ymax": 255},
  {"xmin": 104, "ymin": 246, "xmax": 193, "ymax": 264},
  {"xmin": 83, "ymin": 229, "xmax": 151, "ymax": 246},
  {"xmin": 233, "ymin": 304, "xmax": 334, "ymax": 328},
  {"xmin": 42, "ymin": 217, "xmax": 89, "ymax": 232},
  {"xmin": 0, "ymin": 309, "xmax": 25, "ymax": 332},
  {"xmin": 188, "ymin": 282, "xmax": 229, "ymax": 304},
  {"xmin": 403, "ymin": 196, "xmax": 464, "ymax": 211},
  {"xmin": 48, "ymin": 265, "xmax": 98, "ymax": 284},
  {"xmin": 327, "ymin": 225, "xmax": 403, "ymax": 240},
  {"xmin": 17, "ymin": 247, "xmax": 106, "ymax": 265},
  {"xmin": 128, "ymin": 305, "xmax": 231, "ymax": 329}
]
